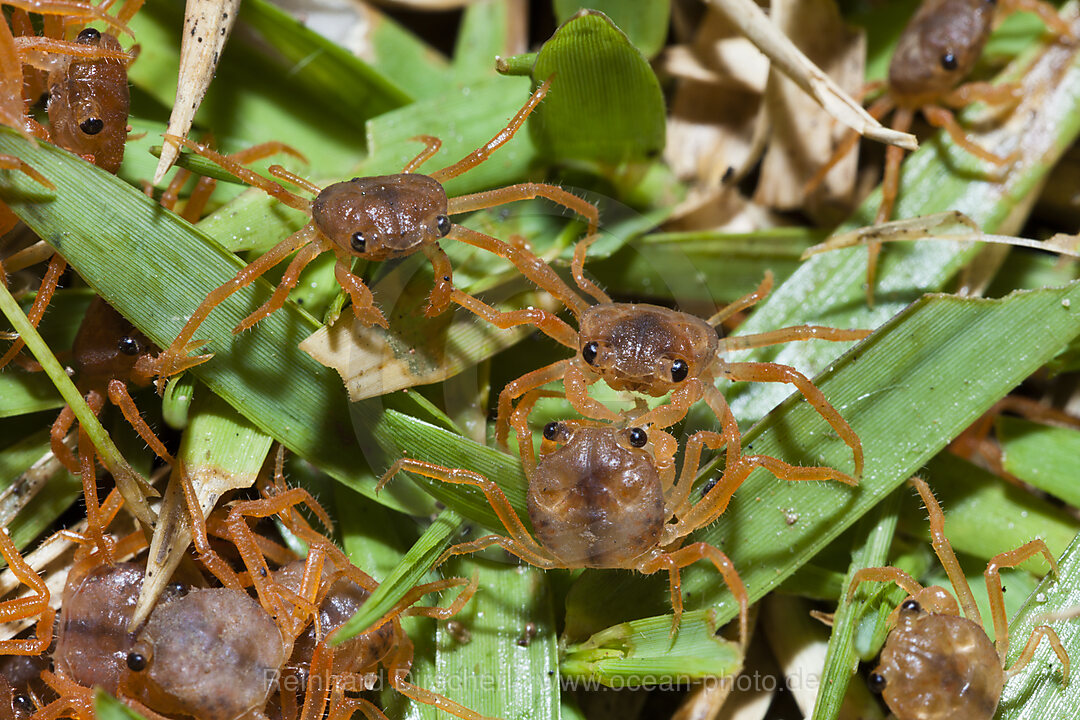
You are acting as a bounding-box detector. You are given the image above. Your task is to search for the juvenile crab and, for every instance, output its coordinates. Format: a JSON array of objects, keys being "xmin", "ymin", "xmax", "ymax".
[
  {"xmin": 152, "ymin": 76, "xmax": 598, "ymax": 385},
  {"xmin": 380, "ymin": 396, "xmax": 859, "ymax": 649},
  {"xmin": 172, "ymin": 458, "xmax": 489, "ymax": 720},
  {"xmin": 42, "ymin": 298, "xmax": 171, "ymax": 558},
  {"xmin": 807, "ymin": 0, "xmax": 1071, "ymax": 301},
  {"xmin": 468, "ymin": 236, "xmax": 867, "ymax": 482},
  {"xmin": 849, "ymin": 477, "xmax": 1070, "ymax": 720}
]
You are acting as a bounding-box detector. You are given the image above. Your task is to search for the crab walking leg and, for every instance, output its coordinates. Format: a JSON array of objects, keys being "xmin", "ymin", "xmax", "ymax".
[
  {"xmin": 707, "ymin": 270, "xmax": 774, "ymax": 327},
  {"xmin": 670, "ymin": 454, "xmax": 854, "ymax": 535},
  {"xmin": 378, "ymin": 459, "xmax": 544, "ymax": 559},
  {"xmin": 570, "ymin": 234, "xmax": 611, "ymax": 305},
  {"xmin": 107, "ymin": 380, "xmax": 173, "ymax": 465},
  {"xmin": 156, "ymin": 225, "xmax": 319, "ymax": 379},
  {"xmin": 449, "ymin": 225, "xmax": 590, "ymax": 318},
  {"xmin": 847, "ymin": 566, "xmax": 924, "ymax": 602},
  {"xmin": 0, "ymin": 253, "xmax": 66, "ymax": 370},
  {"xmin": 717, "ymin": 326, "xmax": 871, "ymax": 353},
  {"xmin": 909, "ymin": 478, "xmax": 982, "ymax": 623},
  {"xmin": 448, "ymin": 183, "xmax": 598, "ymax": 238},
  {"xmin": 0, "ymin": 527, "xmax": 54, "ymax": 654},
  {"xmin": 922, "ymin": 105, "xmax": 1014, "ymax": 164},
  {"xmin": 664, "ymin": 430, "xmax": 727, "ymax": 521},
  {"xmin": 429, "ymin": 77, "xmax": 553, "ymax": 183},
  {"xmin": 401, "ymin": 135, "xmax": 442, "ymax": 173},
  {"xmin": 984, "ymin": 538, "xmax": 1059, "ymax": 659},
  {"xmin": 720, "ymin": 361, "xmax": 864, "ymax": 478},
  {"xmin": 1004, "ymin": 626, "xmax": 1070, "ymax": 682},
  {"xmin": 639, "ymin": 543, "xmax": 749, "ymax": 648},
  {"xmin": 451, "ymin": 291, "xmax": 579, "ymax": 348},
  {"xmin": 234, "ymin": 242, "xmax": 323, "ymax": 333}
]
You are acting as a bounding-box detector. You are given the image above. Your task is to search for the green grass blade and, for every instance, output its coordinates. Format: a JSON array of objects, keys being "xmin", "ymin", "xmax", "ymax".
[
  {"xmin": 0, "ymin": 278, "xmax": 155, "ymax": 527},
  {"xmin": 333, "ymin": 508, "xmax": 463, "ymax": 643},
  {"xmin": 392, "ymin": 557, "xmax": 560, "ymax": 720},
  {"xmin": 810, "ymin": 491, "xmax": 900, "ymax": 720}
]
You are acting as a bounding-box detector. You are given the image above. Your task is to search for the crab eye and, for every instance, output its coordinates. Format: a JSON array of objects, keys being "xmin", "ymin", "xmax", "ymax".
[
  {"xmin": 117, "ymin": 336, "xmax": 139, "ymax": 356},
  {"xmin": 868, "ymin": 672, "xmax": 886, "ymax": 694},
  {"xmin": 628, "ymin": 427, "xmax": 647, "ymax": 448},
  {"xmin": 351, "ymin": 231, "xmax": 366, "ymax": 253},
  {"xmin": 900, "ymin": 598, "xmax": 921, "ymax": 613},
  {"xmin": 126, "ymin": 652, "xmax": 148, "ymax": 672},
  {"xmin": 671, "ymin": 359, "xmax": 689, "ymax": 382},
  {"xmin": 436, "ymin": 215, "xmax": 451, "ymax": 237},
  {"xmin": 12, "ymin": 693, "xmax": 34, "ymax": 714},
  {"xmin": 76, "ymin": 28, "xmax": 101, "ymax": 44},
  {"xmin": 582, "ymin": 341, "xmax": 599, "ymax": 365},
  {"xmin": 543, "ymin": 422, "xmax": 561, "ymax": 441},
  {"xmin": 79, "ymin": 117, "xmax": 104, "ymax": 135},
  {"xmin": 940, "ymin": 51, "xmax": 958, "ymax": 71}
]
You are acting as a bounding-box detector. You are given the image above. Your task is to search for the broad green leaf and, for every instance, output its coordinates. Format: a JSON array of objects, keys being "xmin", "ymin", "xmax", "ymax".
[
  {"xmin": 0, "ymin": 373, "xmax": 61, "ymax": 419},
  {"xmin": 127, "ymin": 0, "xmax": 399, "ymax": 175},
  {"xmin": 357, "ymin": 75, "xmax": 538, "ymax": 198},
  {"xmin": 524, "ymin": 10, "xmax": 666, "ymax": 167},
  {"xmin": 553, "ymin": 0, "xmax": 671, "ymax": 59},
  {"xmin": 453, "ymin": 0, "xmax": 521, "ymax": 85}
]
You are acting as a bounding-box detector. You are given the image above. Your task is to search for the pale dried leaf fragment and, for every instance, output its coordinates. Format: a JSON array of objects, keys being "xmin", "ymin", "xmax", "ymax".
[
  {"xmin": 706, "ymin": 0, "xmax": 916, "ymax": 151},
  {"xmin": 663, "ymin": 6, "xmax": 768, "ymax": 187},
  {"xmin": 754, "ymin": 0, "xmax": 865, "ymax": 209},
  {"xmin": 802, "ymin": 211, "xmax": 1080, "ymax": 259},
  {"xmin": 130, "ymin": 457, "xmax": 267, "ymax": 628},
  {"xmin": 763, "ymin": 595, "xmax": 885, "ymax": 720},
  {"xmin": 301, "ymin": 291, "xmax": 556, "ymax": 401},
  {"xmin": 153, "ymin": 0, "xmax": 242, "ymax": 183}
]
